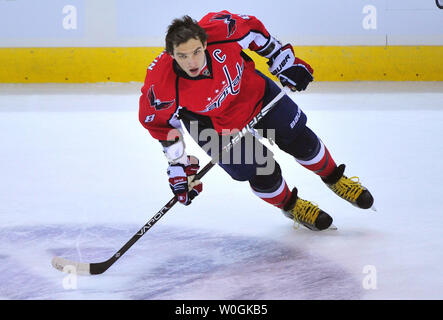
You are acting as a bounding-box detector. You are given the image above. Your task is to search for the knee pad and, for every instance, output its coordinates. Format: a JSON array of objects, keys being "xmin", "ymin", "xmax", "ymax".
[
  {"xmin": 249, "ymin": 161, "xmax": 282, "ymax": 192},
  {"xmin": 280, "ymin": 126, "xmax": 321, "ymax": 160}
]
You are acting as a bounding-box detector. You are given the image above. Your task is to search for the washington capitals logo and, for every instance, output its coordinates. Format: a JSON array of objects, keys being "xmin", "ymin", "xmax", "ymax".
[
  {"xmin": 211, "ymin": 13, "xmax": 237, "ymax": 38},
  {"xmin": 147, "ymin": 85, "xmax": 175, "ymax": 111}
]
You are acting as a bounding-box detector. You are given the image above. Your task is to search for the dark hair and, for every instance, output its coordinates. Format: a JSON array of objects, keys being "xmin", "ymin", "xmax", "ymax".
[{"xmin": 165, "ymin": 15, "xmax": 208, "ymax": 54}]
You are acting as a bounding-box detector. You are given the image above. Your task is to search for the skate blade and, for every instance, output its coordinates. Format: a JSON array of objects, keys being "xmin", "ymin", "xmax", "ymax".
[
  {"xmin": 327, "ymin": 223, "xmax": 338, "ymax": 230},
  {"xmin": 292, "ymin": 222, "xmax": 338, "ymax": 231}
]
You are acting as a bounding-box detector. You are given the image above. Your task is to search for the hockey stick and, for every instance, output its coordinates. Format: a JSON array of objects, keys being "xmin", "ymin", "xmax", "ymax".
[{"xmin": 51, "ymin": 90, "xmax": 286, "ymax": 275}]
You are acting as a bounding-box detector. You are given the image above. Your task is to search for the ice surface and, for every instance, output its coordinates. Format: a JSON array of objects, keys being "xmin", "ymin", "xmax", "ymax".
[{"xmin": 0, "ymin": 81, "xmax": 442, "ymax": 300}]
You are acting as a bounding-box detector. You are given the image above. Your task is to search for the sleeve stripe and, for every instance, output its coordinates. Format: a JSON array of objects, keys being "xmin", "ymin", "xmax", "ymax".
[{"xmin": 237, "ymin": 31, "xmax": 269, "ymax": 49}]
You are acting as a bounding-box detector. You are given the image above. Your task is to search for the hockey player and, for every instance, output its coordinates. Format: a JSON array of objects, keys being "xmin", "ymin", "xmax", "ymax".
[{"xmin": 139, "ymin": 11, "xmax": 374, "ymax": 231}]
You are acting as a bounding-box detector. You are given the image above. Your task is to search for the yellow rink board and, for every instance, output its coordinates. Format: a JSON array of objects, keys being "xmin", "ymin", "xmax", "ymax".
[{"xmin": 0, "ymin": 46, "xmax": 442, "ymax": 83}]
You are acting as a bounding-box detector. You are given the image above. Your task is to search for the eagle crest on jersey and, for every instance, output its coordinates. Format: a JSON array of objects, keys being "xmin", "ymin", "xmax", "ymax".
[
  {"xmin": 210, "ymin": 13, "xmax": 237, "ymax": 38},
  {"xmin": 147, "ymin": 85, "xmax": 175, "ymax": 111}
]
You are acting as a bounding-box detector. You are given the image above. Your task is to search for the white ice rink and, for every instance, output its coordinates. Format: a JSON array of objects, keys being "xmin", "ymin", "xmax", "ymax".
[{"xmin": 0, "ymin": 81, "xmax": 442, "ymax": 300}]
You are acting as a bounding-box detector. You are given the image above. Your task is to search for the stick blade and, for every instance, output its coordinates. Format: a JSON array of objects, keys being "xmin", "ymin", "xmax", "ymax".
[{"xmin": 51, "ymin": 256, "xmax": 91, "ymax": 276}]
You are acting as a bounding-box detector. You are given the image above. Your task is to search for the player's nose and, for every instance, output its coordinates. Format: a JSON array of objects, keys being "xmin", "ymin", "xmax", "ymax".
[{"xmin": 189, "ymin": 55, "xmax": 199, "ymax": 67}]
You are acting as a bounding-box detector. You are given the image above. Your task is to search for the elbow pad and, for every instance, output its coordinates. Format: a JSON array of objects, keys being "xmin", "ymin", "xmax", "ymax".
[{"xmin": 161, "ymin": 139, "xmax": 189, "ymax": 165}]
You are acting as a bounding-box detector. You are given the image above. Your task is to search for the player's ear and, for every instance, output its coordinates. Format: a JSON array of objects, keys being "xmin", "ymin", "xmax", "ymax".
[{"xmin": 202, "ymin": 41, "xmax": 207, "ymax": 51}]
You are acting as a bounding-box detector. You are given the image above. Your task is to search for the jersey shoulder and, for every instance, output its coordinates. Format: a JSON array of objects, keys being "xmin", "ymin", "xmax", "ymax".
[
  {"xmin": 145, "ymin": 50, "xmax": 174, "ymax": 83},
  {"xmin": 199, "ymin": 10, "xmax": 267, "ymax": 43},
  {"xmin": 142, "ymin": 50, "xmax": 176, "ymax": 107},
  {"xmin": 139, "ymin": 51, "xmax": 178, "ymax": 140}
]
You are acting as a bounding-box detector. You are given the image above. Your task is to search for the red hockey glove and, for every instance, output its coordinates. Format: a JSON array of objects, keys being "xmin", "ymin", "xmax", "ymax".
[
  {"xmin": 167, "ymin": 156, "xmax": 203, "ymax": 205},
  {"xmin": 268, "ymin": 44, "xmax": 314, "ymax": 92}
]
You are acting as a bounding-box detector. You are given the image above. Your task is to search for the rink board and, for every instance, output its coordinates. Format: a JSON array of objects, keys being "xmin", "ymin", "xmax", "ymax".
[{"xmin": 0, "ymin": 46, "xmax": 442, "ymax": 83}]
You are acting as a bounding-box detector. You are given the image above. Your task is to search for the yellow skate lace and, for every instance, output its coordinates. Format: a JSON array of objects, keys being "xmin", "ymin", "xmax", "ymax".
[
  {"xmin": 330, "ymin": 176, "xmax": 364, "ymax": 203},
  {"xmin": 292, "ymin": 198, "xmax": 321, "ymax": 227}
]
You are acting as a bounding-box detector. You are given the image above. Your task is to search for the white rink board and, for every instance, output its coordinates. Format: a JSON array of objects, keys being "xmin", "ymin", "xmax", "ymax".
[{"xmin": 0, "ymin": 0, "xmax": 442, "ymax": 47}]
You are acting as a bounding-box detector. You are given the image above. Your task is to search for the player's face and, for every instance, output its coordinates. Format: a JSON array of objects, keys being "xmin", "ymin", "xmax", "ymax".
[{"xmin": 172, "ymin": 38, "xmax": 207, "ymax": 77}]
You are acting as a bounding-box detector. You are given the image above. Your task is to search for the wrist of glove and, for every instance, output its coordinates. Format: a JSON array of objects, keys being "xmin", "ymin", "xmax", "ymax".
[
  {"xmin": 267, "ymin": 44, "xmax": 314, "ymax": 92},
  {"xmin": 167, "ymin": 155, "xmax": 203, "ymax": 206}
]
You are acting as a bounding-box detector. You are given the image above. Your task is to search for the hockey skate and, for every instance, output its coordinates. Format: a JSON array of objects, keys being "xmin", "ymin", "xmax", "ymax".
[
  {"xmin": 322, "ymin": 164, "xmax": 374, "ymax": 209},
  {"xmin": 282, "ymin": 188, "xmax": 333, "ymax": 231}
]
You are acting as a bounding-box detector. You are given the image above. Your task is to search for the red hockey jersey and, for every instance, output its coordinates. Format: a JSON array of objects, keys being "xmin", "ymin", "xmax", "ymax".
[{"xmin": 139, "ymin": 10, "xmax": 275, "ymax": 141}]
